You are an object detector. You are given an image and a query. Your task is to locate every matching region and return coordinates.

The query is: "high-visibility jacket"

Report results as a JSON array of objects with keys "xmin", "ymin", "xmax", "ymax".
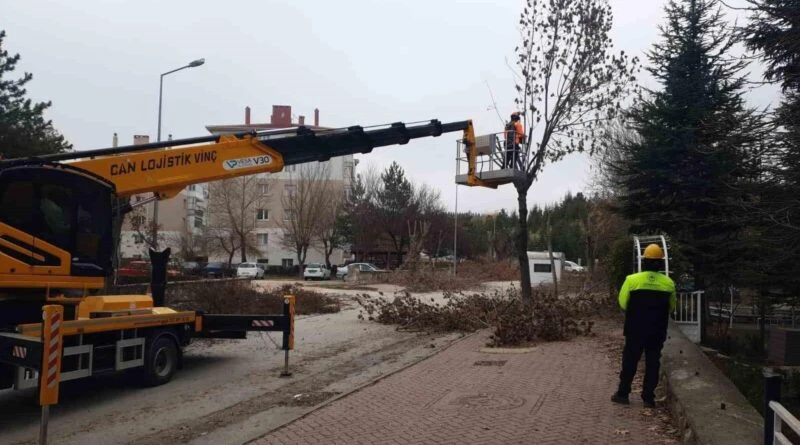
[
  {"xmin": 618, "ymin": 271, "xmax": 676, "ymax": 339},
  {"xmin": 513, "ymin": 121, "xmax": 524, "ymax": 144}
]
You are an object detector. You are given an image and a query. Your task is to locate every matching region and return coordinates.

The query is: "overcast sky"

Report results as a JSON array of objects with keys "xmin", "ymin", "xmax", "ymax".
[{"xmin": 3, "ymin": 0, "xmax": 779, "ymax": 214}]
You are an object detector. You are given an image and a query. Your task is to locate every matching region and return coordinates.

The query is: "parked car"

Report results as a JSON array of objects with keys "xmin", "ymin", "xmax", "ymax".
[
  {"xmin": 337, "ymin": 262, "xmax": 385, "ymax": 280},
  {"xmin": 202, "ymin": 262, "xmax": 235, "ymax": 278},
  {"xmin": 303, "ymin": 263, "xmax": 331, "ymax": 280},
  {"xmin": 180, "ymin": 261, "xmax": 204, "ymax": 277},
  {"xmin": 564, "ymin": 260, "xmax": 585, "ymax": 273},
  {"xmin": 237, "ymin": 262, "xmax": 265, "ymax": 279},
  {"xmin": 118, "ymin": 260, "xmax": 179, "ymax": 282}
]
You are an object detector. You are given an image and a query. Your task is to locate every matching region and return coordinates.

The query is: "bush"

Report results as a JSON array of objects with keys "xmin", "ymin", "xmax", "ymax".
[{"xmin": 354, "ymin": 287, "xmax": 603, "ymax": 347}]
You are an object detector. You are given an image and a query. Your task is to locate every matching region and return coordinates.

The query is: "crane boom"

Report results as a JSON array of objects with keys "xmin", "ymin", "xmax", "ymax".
[{"xmin": 8, "ymin": 119, "xmax": 472, "ymax": 199}]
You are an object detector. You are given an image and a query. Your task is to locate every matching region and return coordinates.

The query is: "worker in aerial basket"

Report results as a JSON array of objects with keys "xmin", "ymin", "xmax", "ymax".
[
  {"xmin": 504, "ymin": 112, "xmax": 525, "ymax": 169},
  {"xmin": 611, "ymin": 243, "xmax": 676, "ymax": 409}
]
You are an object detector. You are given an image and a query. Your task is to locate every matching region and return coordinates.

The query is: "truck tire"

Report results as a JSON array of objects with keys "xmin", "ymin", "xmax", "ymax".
[{"xmin": 140, "ymin": 334, "xmax": 178, "ymax": 387}]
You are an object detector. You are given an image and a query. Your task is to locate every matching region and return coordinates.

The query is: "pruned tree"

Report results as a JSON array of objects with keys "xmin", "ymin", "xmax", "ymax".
[
  {"xmin": 279, "ymin": 162, "xmax": 331, "ymax": 274},
  {"xmin": 511, "ymin": 0, "xmax": 640, "ymax": 301},
  {"xmin": 206, "ymin": 175, "xmax": 269, "ymax": 264}
]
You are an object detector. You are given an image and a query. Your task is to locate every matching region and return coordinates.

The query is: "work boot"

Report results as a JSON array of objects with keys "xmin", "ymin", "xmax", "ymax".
[
  {"xmin": 642, "ymin": 398, "xmax": 656, "ymax": 409},
  {"xmin": 611, "ymin": 393, "xmax": 629, "ymax": 405}
]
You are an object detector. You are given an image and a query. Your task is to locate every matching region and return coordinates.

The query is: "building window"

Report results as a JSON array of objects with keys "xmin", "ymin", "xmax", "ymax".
[
  {"xmin": 256, "ymin": 209, "xmax": 269, "ymax": 221},
  {"xmin": 533, "ymin": 263, "xmax": 552, "ymax": 273},
  {"xmin": 131, "ymin": 215, "xmax": 146, "ymax": 227},
  {"xmin": 258, "ymin": 183, "xmax": 269, "ymax": 195},
  {"xmin": 188, "ymin": 185, "xmax": 196, "ymax": 191},
  {"xmin": 284, "ymin": 208, "xmax": 295, "ymax": 220},
  {"xmin": 285, "ymin": 165, "xmax": 296, "ymax": 172},
  {"xmin": 257, "ymin": 233, "xmax": 268, "ymax": 246},
  {"xmin": 194, "ymin": 210, "xmax": 204, "ymax": 228},
  {"xmin": 282, "ymin": 258, "xmax": 294, "ymax": 268},
  {"xmin": 284, "ymin": 184, "xmax": 296, "ymax": 195}
]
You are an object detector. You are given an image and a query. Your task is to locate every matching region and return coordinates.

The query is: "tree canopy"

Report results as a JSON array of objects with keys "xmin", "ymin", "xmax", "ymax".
[{"xmin": 0, "ymin": 30, "xmax": 72, "ymax": 158}]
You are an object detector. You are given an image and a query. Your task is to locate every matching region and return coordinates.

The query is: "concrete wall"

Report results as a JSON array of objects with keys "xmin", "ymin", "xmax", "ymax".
[{"xmin": 660, "ymin": 323, "xmax": 763, "ymax": 444}]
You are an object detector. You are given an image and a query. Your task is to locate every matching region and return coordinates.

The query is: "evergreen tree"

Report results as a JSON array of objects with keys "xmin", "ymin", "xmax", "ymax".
[
  {"xmin": 376, "ymin": 162, "xmax": 416, "ymax": 265},
  {"xmin": 0, "ymin": 30, "xmax": 72, "ymax": 158},
  {"xmin": 741, "ymin": 0, "xmax": 800, "ymax": 295},
  {"xmin": 615, "ymin": 0, "xmax": 768, "ymax": 290}
]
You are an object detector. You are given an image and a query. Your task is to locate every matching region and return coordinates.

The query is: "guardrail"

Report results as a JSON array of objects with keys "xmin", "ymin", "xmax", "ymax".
[{"xmin": 765, "ymin": 370, "xmax": 800, "ymax": 444}]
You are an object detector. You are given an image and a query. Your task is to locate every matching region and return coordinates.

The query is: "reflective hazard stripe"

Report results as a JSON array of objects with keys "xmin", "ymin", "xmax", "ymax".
[
  {"xmin": 46, "ymin": 311, "xmax": 61, "ymax": 388},
  {"xmin": 252, "ymin": 320, "xmax": 274, "ymax": 327},
  {"xmin": 12, "ymin": 346, "xmax": 27, "ymax": 359}
]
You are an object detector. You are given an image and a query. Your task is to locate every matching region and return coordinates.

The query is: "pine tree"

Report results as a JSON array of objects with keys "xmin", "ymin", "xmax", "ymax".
[
  {"xmin": 615, "ymin": 0, "xmax": 768, "ymax": 290},
  {"xmin": 0, "ymin": 30, "xmax": 72, "ymax": 158}
]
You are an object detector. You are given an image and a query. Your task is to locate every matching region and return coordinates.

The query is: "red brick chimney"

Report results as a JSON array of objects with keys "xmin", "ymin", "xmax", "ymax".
[
  {"xmin": 314, "ymin": 108, "xmax": 319, "ymax": 126},
  {"xmin": 271, "ymin": 105, "xmax": 292, "ymax": 127},
  {"xmin": 299, "ymin": 115, "xmax": 305, "ymax": 126},
  {"xmin": 245, "ymin": 106, "xmax": 251, "ymax": 125}
]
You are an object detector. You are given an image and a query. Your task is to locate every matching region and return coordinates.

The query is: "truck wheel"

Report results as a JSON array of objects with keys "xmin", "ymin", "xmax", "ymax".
[{"xmin": 141, "ymin": 334, "xmax": 178, "ymax": 387}]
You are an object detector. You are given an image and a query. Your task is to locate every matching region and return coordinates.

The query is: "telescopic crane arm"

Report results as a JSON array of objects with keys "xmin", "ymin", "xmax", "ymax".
[{"xmin": 24, "ymin": 119, "xmax": 476, "ymax": 201}]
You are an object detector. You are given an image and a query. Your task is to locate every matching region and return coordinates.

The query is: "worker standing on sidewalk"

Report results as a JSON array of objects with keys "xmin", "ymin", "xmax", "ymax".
[{"xmin": 611, "ymin": 243, "xmax": 676, "ymax": 408}]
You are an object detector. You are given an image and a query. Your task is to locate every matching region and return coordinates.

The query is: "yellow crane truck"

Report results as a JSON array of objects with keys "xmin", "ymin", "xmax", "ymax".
[{"xmin": 0, "ymin": 118, "xmax": 479, "ymax": 392}]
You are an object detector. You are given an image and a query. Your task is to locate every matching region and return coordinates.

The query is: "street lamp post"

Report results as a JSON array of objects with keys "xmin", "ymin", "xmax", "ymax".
[{"xmin": 152, "ymin": 58, "xmax": 205, "ymax": 249}]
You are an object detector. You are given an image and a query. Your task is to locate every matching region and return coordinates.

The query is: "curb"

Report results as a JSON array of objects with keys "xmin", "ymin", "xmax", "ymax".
[
  {"xmin": 659, "ymin": 323, "xmax": 763, "ymax": 445},
  {"xmin": 243, "ymin": 329, "xmax": 482, "ymax": 444}
]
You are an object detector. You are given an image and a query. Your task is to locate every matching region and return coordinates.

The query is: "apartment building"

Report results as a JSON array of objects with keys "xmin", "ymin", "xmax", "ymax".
[
  {"xmin": 204, "ymin": 105, "xmax": 356, "ymax": 267},
  {"xmin": 118, "ymin": 134, "xmax": 209, "ymax": 260}
]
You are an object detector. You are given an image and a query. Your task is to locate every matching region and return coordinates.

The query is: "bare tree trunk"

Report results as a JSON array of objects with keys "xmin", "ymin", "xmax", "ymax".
[
  {"xmin": 323, "ymin": 240, "xmax": 332, "ymax": 268},
  {"xmin": 516, "ymin": 186, "xmax": 532, "ymax": 303},
  {"xmin": 240, "ymin": 233, "xmax": 247, "ymax": 263}
]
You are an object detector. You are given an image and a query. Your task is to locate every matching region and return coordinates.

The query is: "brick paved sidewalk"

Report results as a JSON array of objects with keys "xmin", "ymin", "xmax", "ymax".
[{"xmin": 251, "ymin": 326, "xmax": 676, "ymax": 445}]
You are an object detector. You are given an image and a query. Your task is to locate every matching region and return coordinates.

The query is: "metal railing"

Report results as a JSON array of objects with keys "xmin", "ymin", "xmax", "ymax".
[
  {"xmin": 673, "ymin": 291, "xmax": 703, "ymax": 324},
  {"xmin": 455, "ymin": 131, "xmax": 527, "ymax": 178},
  {"xmin": 765, "ymin": 371, "xmax": 800, "ymax": 445},
  {"xmin": 770, "ymin": 401, "xmax": 800, "ymax": 445}
]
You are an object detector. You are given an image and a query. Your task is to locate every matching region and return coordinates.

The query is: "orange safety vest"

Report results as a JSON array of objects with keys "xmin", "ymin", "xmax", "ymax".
[{"xmin": 513, "ymin": 121, "xmax": 524, "ymax": 144}]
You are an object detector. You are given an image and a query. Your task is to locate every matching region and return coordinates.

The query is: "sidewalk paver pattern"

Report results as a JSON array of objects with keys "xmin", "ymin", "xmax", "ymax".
[{"xmin": 252, "ymin": 327, "xmax": 673, "ymax": 444}]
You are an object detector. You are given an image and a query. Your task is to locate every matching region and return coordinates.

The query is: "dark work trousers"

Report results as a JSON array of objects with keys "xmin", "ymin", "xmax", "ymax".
[
  {"xmin": 617, "ymin": 332, "xmax": 665, "ymax": 402},
  {"xmin": 504, "ymin": 143, "xmax": 520, "ymax": 169}
]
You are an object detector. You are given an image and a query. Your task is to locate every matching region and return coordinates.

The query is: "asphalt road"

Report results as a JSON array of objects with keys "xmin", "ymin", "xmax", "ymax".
[{"xmin": 0, "ymin": 291, "xmax": 459, "ymax": 445}]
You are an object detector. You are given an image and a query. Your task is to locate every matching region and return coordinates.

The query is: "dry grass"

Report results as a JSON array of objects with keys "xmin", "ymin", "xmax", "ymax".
[{"xmin": 383, "ymin": 260, "xmax": 520, "ymax": 293}]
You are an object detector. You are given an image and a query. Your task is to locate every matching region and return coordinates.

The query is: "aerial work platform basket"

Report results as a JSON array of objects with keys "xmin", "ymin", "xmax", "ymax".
[{"xmin": 455, "ymin": 131, "xmax": 527, "ymax": 188}]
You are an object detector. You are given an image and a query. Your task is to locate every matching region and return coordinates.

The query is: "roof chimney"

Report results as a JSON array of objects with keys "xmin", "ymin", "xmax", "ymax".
[
  {"xmin": 314, "ymin": 108, "xmax": 319, "ymax": 127},
  {"xmin": 245, "ymin": 106, "xmax": 251, "ymax": 125},
  {"xmin": 112, "ymin": 132, "xmax": 118, "ymax": 147},
  {"xmin": 299, "ymin": 115, "xmax": 305, "ymax": 126},
  {"xmin": 271, "ymin": 105, "xmax": 292, "ymax": 127}
]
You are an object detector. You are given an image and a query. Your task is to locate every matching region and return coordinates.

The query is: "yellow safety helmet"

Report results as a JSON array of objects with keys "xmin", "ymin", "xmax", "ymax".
[{"xmin": 643, "ymin": 244, "xmax": 664, "ymax": 259}]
